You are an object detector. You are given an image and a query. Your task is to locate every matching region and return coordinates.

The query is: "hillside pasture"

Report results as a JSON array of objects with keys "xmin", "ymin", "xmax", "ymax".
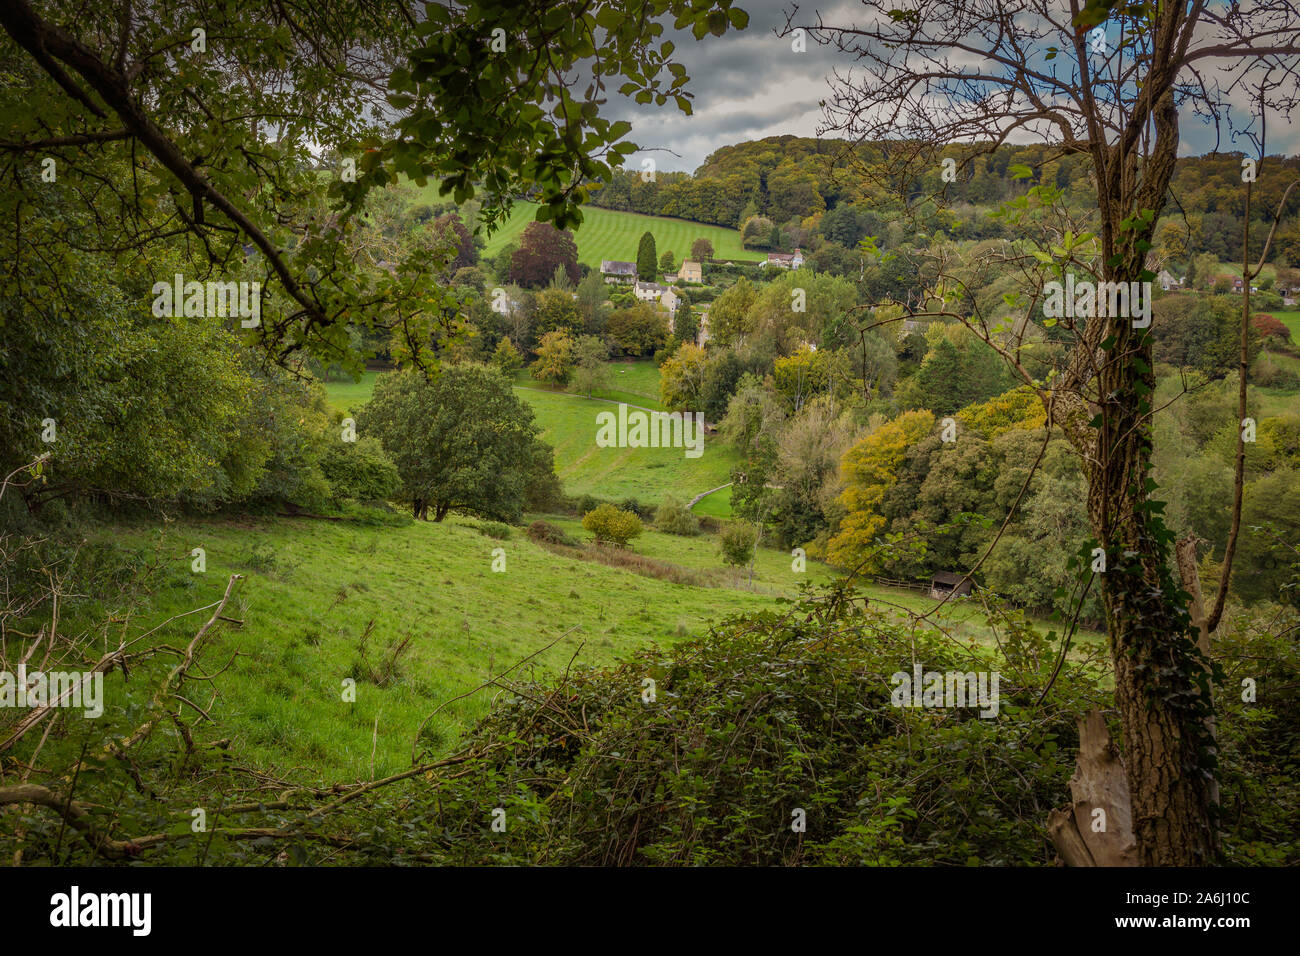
[{"xmin": 469, "ymin": 200, "xmax": 760, "ymax": 267}]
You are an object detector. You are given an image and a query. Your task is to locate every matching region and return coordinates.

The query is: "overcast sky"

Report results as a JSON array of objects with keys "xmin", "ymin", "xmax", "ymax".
[{"xmin": 606, "ymin": 0, "xmax": 1299, "ymax": 174}]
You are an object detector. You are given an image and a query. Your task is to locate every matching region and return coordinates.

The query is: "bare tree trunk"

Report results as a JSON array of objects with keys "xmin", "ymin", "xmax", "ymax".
[{"xmin": 1047, "ymin": 710, "xmax": 1137, "ymax": 866}]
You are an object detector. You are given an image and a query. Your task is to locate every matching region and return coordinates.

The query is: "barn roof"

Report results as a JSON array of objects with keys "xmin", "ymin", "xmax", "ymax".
[{"xmin": 931, "ymin": 571, "xmax": 968, "ymax": 586}]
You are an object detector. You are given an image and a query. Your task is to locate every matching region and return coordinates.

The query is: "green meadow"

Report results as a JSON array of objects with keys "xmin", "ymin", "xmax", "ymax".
[
  {"xmin": 74, "ymin": 513, "xmax": 837, "ymax": 785},
  {"xmin": 71, "ymin": 505, "xmax": 1061, "ymax": 785},
  {"xmin": 469, "ymin": 200, "xmax": 760, "ymax": 267},
  {"xmin": 1272, "ymin": 309, "xmax": 1300, "ymax": 341},
  {"xmin": 324, "ymin": 363, "xmax": 739, "ymax": 508}
]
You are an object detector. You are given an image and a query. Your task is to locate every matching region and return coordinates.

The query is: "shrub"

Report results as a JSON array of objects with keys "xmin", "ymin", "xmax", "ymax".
[
  {"xmin": 697, "ymin": 515, "xmax": 723, "ymax": 534},
  {"xmin": 527, "ymin": 520, "xmax": 579, "ymax": 547},
  {"xmin": 719, "ymin": 523, "xmax": 758, "ymax": 567},
  {"xmin": 319, "ymin": 436, "xmax": 400, "ymax": 503},
  {"xmin": 1252, "ymin": 353, "xmax": 1300, "ymax": 389},
  {"xmin": 655, "ymin": 496, "xmax": 700, "ymax": 536},
  {"xmin": 582, "ymin": 503, "xmax": 643, "ymax": 547},
  {"xmin": 476, "ymin": 521, "xmax": 513, "ymax": 540},
  {"xmin": 1251, "ymin": 313, "xmax": 1291, "ymax": 342},
  {"xmin": 619, "ymin": 497, "xmax": 652, "ymax": 519},
  {"xmin": 393, "ymin": 582, "xmax": 1108, "ymax": 866}
]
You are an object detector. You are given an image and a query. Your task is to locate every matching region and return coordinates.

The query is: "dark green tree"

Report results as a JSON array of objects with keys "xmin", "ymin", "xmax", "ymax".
[
  {"xmin": 637, "ymin": 231, "xmax": 659, "ymax": 280},
  {"xmin": 674, "ymin": 300, "xmax": 700, "ymax": 346},
  {"xmin": 357, "ymin": 366, "xmax": 552, "ymax": 521}
]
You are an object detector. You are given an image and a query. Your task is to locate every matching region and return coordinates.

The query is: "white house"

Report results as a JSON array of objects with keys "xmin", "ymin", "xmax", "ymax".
[
  {"xmin": 1157, "ymin": 269, "xmax": 1182, "ymax": 291},
  {"xmin": 634, "ymin": 280, "xmax": 666, "ymax": 302}
]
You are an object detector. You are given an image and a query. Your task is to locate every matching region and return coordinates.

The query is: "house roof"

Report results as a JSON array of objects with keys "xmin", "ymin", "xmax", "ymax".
[
  {"xmin": 634, "ymin": 280, "xmax": 664, "ymax": 293},
  {"xmin": 931, "ymin": 571, "xmax": 969, "ymax": 586},
  {"xmin": 600, "ymin": 260, "xmax": 636, "ymax": 275}
]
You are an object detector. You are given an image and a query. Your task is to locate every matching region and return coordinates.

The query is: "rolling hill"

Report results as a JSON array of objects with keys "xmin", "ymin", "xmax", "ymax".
[{"xmin": 456, "ymin": 198, "xmax": 760, "ymax": 267}]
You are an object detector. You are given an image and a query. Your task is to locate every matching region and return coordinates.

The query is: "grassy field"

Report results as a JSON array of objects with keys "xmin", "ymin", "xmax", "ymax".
[
  {"xmin": 518, "ymin": 388, "xmax": 739, "ymax": 503},
  {"xmin": 691, "ymin": 484, "xmax": 734, "ymax": 518},
  {"xmin": 324, "ymin": 363, "xmax": 738, "ymax": 506},
  {"xmin": 517, "ymin": 358, "xmax": 667, "ymax": 410},
  {"xmin": 325, "ymin": 360, "xmax": 665, "ymax": 414},
  {"xmin": 70, "ymin": 500, "xmax": 1091, "ymax": 790},
  {"xmin": 470, "ymin": 200, "xmax": 760, "ymax": 267},
  {"xmin": 73, "ymin": 514, "xmax": 838, "ymax": 784},
  {"xmin": 1273, "ymin": 310, "xmax": 1300, "ymax": 342}
]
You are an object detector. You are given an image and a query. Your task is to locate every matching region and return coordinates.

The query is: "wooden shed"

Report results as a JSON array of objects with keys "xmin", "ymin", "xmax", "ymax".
[{"xmin": 930, "ymin": 571, "xmax": 972, "ymax": 600}]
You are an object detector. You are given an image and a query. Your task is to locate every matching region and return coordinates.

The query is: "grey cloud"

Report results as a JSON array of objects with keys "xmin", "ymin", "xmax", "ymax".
[{"xmin": 600, "ymin": 0, "xmax": 1300, "ymax": 173}]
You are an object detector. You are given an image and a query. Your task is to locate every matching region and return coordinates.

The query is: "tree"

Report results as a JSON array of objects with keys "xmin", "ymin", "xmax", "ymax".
[
  {"xmin": 827, "ymin": 410, "xmax": 936, "ymax": 571},
  {"xmin": 319, "ymin": 437, "xmax": 401, "ymax": 503},
  {"xmin": 741, "ymin": 216, "xmax": 775, "ymax": 250},
  {"xmin": 491, "ymin": 336, "xmax": 524, "ymax": 377},
  {"xmin": 637, "ymin": 231, "xmax": 659, "ymax": 280},
  {"xmin": 659, "ymin": 343, "xmax": 709, "ymax": 410},
  {"xmin": 691, "ymin": 238, "xmax": 715, "ymax": 260},
  {"xmin": 357, "ymin": 366, "xmax": 549, "ymax": 522},
  {"xmin": 583, "ymin": 503, "xmax": 643, "ymax": 546},
  {"xmin": 530, "ymin": 330, "xmax": 575, "ymax": 386},
  {"xmin": 1233, "ymin": 470, "xmax": 1300, "ymax": 608},
  {"xmin": 660, "ymin": 249, "xmax": 677, "ymax": 273},
  {"xmin": 772, "ymin": 345, "xmax": 835, "ymax": 412},
  {"xmin": 570, "ymin": 335, "xmax": 611, "ymax": 397},
  {"xmin": 509, "ymin": 222, "xmax": 580, "ymax": 288},
  {"xmin": 708, "ymin": 277, "xmax": 758, "ymax": 346},
  {"xmin": 431, "ymin": 213, "xmax": 478, "ymax": 273},
  {"xmin": 576, "ymin": 270, "xmax": 610, "ymax": 334},
  {"xmin": 550, "ymin": 262, "xmax": 575, "ymax": 290},
  {"xmin": 1251, "ymin": 313, "xmax": 1291, "ymax": 343},
  {"xmin": 821, "ymin": 204, "xmax": 873, "ymax": 247},
  {"xmin": 532, "ymin": 287, "xmax": 584, "ymax": 337},
  {"xmin": 674, "ymin": 300, "xmax": 700, "ymax": 346},
  {"xmin": 803, "ymin": 0, "xmax": 1300, "ymax": 864},
  {"xmin": 719, "ymin": 523, "xmax": 758, "ymax": 568},
  {"xmin": 605, "ymin": 303, "xmax": 668, "ymax": 356},
  {"xmin": 765, "ymin": 396, "xmax": 857, "ymax": 550}
]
